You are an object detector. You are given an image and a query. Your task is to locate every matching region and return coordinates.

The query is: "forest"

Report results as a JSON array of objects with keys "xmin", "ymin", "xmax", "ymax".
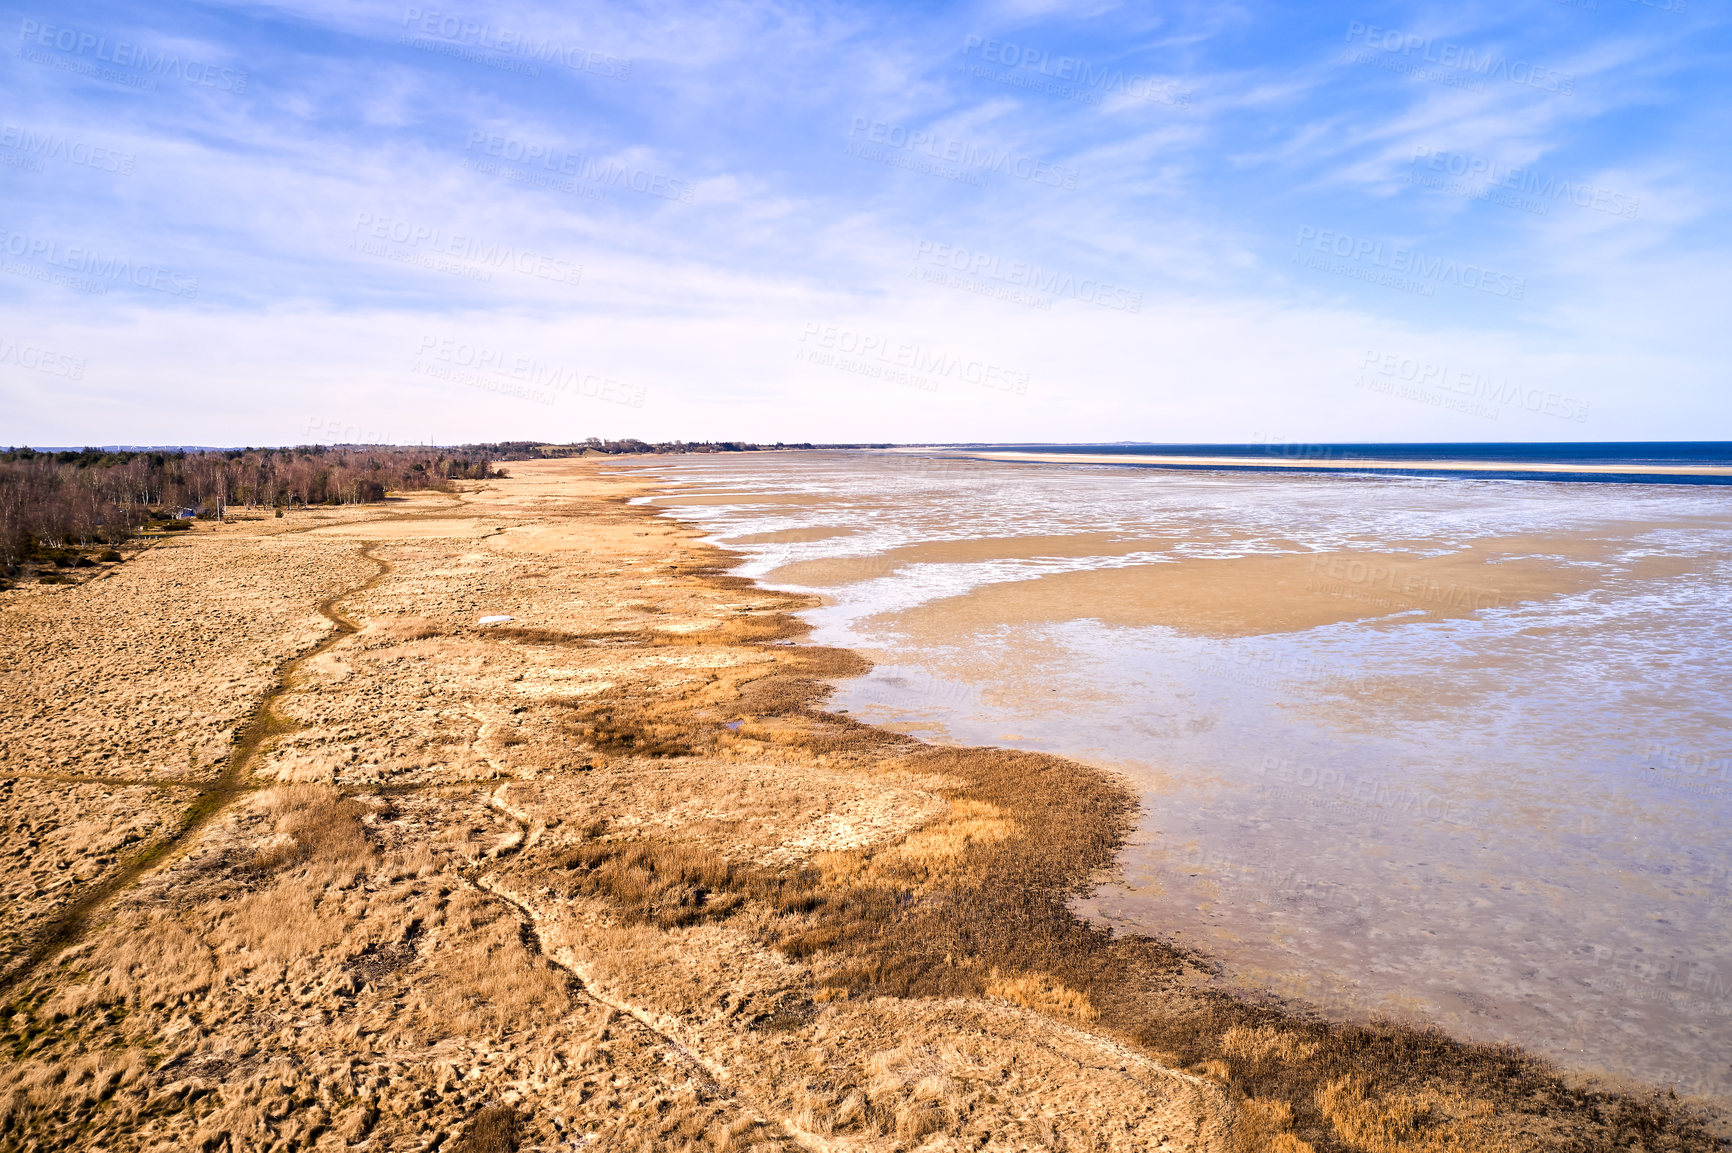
[
  {"xmin": 0, "ymin": 445, "xmax": 499, "ymax": 567},
  {"xmin": 0, "ymin": 439, "xmax": 867, "ymax": 573}
]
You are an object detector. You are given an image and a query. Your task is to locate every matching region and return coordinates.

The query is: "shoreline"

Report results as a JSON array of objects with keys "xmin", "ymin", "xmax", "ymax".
[
  {"xmin": 629, "ymin": 458, "xmax": 1732, "ymax": 1124},
  {"xmin": 0, "ymin": 457, "xmax": 1720, "ymax": 1151},
  {"xmin": 889, "ymin": 447, "xmax": 1732, "ymax": 484},
  {"xmin": 637, "ymin": 447, "xmax": 1732, "ymax": 1101},
  {"xmin": 622, "ymin": 459, "xmax": 1730, "ymax": 1144}
]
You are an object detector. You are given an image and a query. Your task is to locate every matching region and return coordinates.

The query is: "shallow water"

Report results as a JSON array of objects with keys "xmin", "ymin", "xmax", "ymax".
[{"xmin": 620, "ymin": 450, "xmax": 1732, "ymax": 1101}]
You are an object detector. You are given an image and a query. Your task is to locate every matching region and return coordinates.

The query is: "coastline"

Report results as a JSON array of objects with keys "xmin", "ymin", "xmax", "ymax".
[
  {"xmin": 630, "ymin": 460, "xmax": 1732, "ymax": 1142},
  {"xmin": 896, "ymin": 446, "xmax": 1732, "ymax": 484},
  {"xmin": 640, "ymin": 447, "xmax": 1732, "ymax": 1101},
  {"xmin": 0, "ymin": 457, "xmax": 1720, "ymax": 1151}
]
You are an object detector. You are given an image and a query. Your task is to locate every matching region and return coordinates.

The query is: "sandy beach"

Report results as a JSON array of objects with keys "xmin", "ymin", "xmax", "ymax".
[{"xmin": 0, "ymin": 457, "xmax": 1721, "ymax": 1152}]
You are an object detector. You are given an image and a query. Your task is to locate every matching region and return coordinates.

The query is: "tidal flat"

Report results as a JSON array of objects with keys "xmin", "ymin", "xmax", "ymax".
[
  {"xmin": 0, "ymin": 457, "xmax": 1721, "ymax": 1152},
  {"xmin": 641, "ymin": 451, "xmax": 1732, "ymax": 1119}
]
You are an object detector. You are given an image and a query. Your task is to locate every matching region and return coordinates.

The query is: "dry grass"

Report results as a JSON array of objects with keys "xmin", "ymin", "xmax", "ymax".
[
  {"xmin": 1237, "ymin": 1096, "xmax": 1318, "ymax": 1153},
  {"xmin": 876, "ymin": 798, "xmax": 1017, "ymax": 882},
  {"xmin": 451, "ymin": 1104, "xmax": 521, "ymax": 1153},
  {"xmin": 43, "ymin": 909, "xmax": 218, "ymax": 1018},
  {"xmin": 0, "ymin": 529, "xmax": 381, "ymax": 784},
  {"xmin": 366, "ymin": 615, "xmax": 446, "ymax": 643},
  {"xmin": 491, "ymin": 626, "xmax": 587, "ymax": 645},
  {"xmin": 0, "ymin": 1046, "xmax": 152, "ymax": 1141},
  {"xmin": 544, "ymin": 728, "xmax": 1716, "ymax": 1153},
  {"xmin": 504, "ymin": 597, "xmax": 1718, "ymax": 1152},
  {"xmin": 560, "ymin": 698, "xmax": 709, "ymax": 758},
  {"xmin": 776, "ymin": 738, "xmax": 1714, "ymax": 1151},
  {"xmin": 542, "ymin": 839, "xmax": 823, "ymax": 931},
  {"xmin": 248, "ymin": 783, "xmax": 373, "ymax": 873},
  {"xmin": 1221, "ymin": 1024, "xmax": 1322, "ymax": 1067},
  {"xmin": 409, "ymin": 888, "xmax": 572, "ymax": 1039},
  {"xmin": 1316, "ymin": 1076, "xmax": 1435, "ymax": 1153},
  {"xmin": 984, "ymin": 969, "xmax": 1098, "ymax": 1021}
]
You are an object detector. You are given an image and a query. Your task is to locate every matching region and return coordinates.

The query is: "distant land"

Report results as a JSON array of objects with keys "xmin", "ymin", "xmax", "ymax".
[
  {"xmin": 902, "ymin": 441, "xmax": 1732, "ymax": 485},
  {"xmin": 11, "ymin": 440, "xmax": 1731, "ymax": 484}
]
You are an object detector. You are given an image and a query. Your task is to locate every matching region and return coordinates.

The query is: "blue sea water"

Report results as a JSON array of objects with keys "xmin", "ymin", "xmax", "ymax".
[{"xmin": 939, "ymin": 441, "xmax": 1732, "ymax": 483}]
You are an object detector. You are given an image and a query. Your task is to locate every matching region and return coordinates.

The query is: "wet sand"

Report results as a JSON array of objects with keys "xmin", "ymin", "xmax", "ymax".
[
  {"xmin": 636, "ymin": 449, "xmax": 1732, "ymax": 1107},
  {"xmin": 877, "ymin": 538, "xmax": 1642, "ymax": 638}
]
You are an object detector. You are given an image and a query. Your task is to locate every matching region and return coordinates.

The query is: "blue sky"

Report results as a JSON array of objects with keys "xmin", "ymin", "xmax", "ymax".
[{"xmin": 1, "ymin": 0, "xmax": 1726, "ymax": 445}]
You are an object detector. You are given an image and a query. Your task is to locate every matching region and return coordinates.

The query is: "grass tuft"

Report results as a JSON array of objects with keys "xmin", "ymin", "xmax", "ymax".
[{"xmin": 451, "ymin": 1104, "xmax": 522, "ymax": 1153}]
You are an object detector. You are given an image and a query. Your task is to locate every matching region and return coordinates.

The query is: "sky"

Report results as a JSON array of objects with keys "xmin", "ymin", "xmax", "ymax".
[{"xmin": 0, "ymin": 0, "xmax": 1727, "ymax": 446}]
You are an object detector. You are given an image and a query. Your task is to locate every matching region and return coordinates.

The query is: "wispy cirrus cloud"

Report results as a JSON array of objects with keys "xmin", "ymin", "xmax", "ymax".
[{"xmin": 0, "ymin": 0, "xmax": 1726, "ymax": 446}]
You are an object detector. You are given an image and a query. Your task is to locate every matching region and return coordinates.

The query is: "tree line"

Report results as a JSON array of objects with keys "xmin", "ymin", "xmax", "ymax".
[
  {"xmin": 488, "ymin": 439, "xmax": 812, "ymax": 455},
  {"xmin": 0, "ymin": 446, "xmax": 498, "ymax": 565}
]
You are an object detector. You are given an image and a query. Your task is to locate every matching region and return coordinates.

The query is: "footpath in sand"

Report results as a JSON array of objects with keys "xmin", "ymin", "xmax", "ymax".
[{"xmin": 0, "ymin": 459, "xmax": 1715, "ymax": 1152}]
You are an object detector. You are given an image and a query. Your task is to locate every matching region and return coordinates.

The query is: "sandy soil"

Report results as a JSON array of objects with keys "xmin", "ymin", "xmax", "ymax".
[
  {"xmin": 763, "ymin": 535, "xmax": 1182, "ymax": 588},
  {"xmin": 0, "ymin": 462, "xmax": 1716, "ymax": 1153},
  {"xmin": 0, "ymin": 524, "xmax": 376, "ymax": 782},
  {"xmin": 726, "ymin": 529, "xmax": 862, "ymax": 547},
  {"xmin": 877, "ymin": 532, "xmax": 1688, "ymax": 639},
  {"xmin": 0, "ymin": 465, "xmax": 1228, "ymax": 1152}
]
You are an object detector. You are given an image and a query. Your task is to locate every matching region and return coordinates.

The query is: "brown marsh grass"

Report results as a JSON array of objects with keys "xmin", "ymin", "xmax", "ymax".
[{"xmin": 545, "ymin": 661, "xmax": 1718, "ymax": 1151}]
